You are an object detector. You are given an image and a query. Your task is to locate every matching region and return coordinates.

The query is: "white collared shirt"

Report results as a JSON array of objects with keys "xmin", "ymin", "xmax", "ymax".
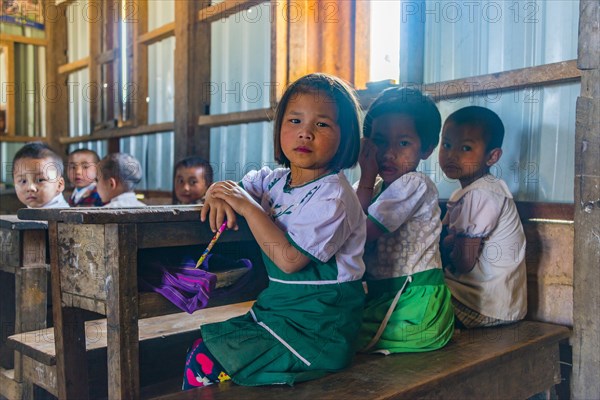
[{"xmin": 104, "ymin": 192, "xmax": 146, "ymax": 208}]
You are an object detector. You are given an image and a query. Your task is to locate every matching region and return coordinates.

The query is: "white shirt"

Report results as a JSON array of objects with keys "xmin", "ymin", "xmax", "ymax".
[
  {"xmin": 363, "ymin": 172, "xmax": 442, "ymax": 280},
  {"xmin": 36, "ymin": 193, "xmax": 70, "ymax": 208},
  {"xmin": 104, "ymin": 192, "xmax": 146, "ymax": 208},
  {"xmin": 444, "ymin": 175, "xmax": 527, "ymax": 321},
  {"xmin": 242, "ymin": 167, "xmax": 366, "ymax": 283}
]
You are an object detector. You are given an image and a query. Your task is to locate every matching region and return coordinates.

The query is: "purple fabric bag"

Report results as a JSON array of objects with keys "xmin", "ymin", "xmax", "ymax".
[{"xmin": 140, "ymin": 254, "xmax": 252, "ymax": 314}]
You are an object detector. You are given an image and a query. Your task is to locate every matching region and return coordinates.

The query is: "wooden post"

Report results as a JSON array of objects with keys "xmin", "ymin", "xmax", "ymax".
[
  {"xmin": 44, "ymin": 0, "xmax": 69, "ymax": 156},
  {"xmin": 573, "ymin": 1, "xmax": 600, "ymax": 399},
  {"xmin": 174, "ymin": 1, "xmax": 210, "ymax": 162}
]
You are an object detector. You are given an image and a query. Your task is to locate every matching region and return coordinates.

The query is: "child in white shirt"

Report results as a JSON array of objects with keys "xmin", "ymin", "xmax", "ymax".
[{"xmin": 96, "ymin": 153, "xmax": 146, "ymax": 208}]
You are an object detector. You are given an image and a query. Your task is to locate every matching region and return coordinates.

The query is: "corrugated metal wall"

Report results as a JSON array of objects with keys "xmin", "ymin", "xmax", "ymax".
[{"xmin": 421, "ymin": 0, "xmax": 579, "ymax": 202}]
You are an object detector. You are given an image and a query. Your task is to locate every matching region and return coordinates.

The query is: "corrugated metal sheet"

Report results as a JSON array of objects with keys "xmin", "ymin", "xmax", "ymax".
[
  {"xmin": 421, "ymin": 0, "xmax": 578, "ymax": 202},
  {"xmin": 209, "ymin": 4, "xmax": 274, "ymax": 182}
]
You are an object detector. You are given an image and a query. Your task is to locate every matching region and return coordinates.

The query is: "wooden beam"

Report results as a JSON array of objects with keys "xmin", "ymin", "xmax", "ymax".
[
  {"xmin": 198, "ymin": 0, "xmax": 266, "ymax": 23},
  {"xmin": 0, "ymin": 34, "xmax": 46, "ymax": 47},
  {"xmin": 197, "ymin": 108, "xmax": 274, "ymax": 128},
  {"xmin": 175, "ymin": 1, "xmax": 210, "ymax": 161},
  {"xmin": 57, "ymin": 122, "xmax": 174, "ymax": 144},
  {"xmin": 270, "ymin": 1, "xmax": 288, "ymax": 104},
  {"xmin": 57, "ymin": 57, "xmax": 89, "ymax": 75},
  {"xmin": 88, "ymin": 0, "xmax": 101, "ymax": 135},
  {"xmin": 358, "ymin": 60, "xmax": 582, "ymax": 107},
  {"xmin": 133, "ymin": 0, "xmax": 149, "ymax": 128},
  {"xmin": 137, "ymin": 22, "xmax": 175, "ymax": 46},
  {"xmin": 43, "ymin": 0, "xmax": 69, "ymax": 155},
  {"xmin": 0, "ymin": 136, "xmax": 48, "ymax": 143},
  {"xmin": 1, "ymin": 41, "xmax": 16, "ymax": 136},
  {"xmin": 96, "ymin": 49, "xmax": 116, "ymax": 65},
  {"xmin": 572, "ymin": 1, "xmax": 600, "ymax": 399}
]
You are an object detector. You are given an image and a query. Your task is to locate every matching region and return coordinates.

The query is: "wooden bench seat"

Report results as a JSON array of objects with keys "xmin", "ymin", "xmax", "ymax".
[
  {"xmin": 152, "ymin": 321, "xmax": 570, "ymax": 400},
  {"xmin": 7, "ymin": 301, "xmax": 253, "ymax": 398}
]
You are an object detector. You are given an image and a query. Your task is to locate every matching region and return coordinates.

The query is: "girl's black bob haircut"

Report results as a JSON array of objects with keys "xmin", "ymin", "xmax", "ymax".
[
  {"xmin": 273, "ymin": 73, "xmax": 362, "ymax": 171},
  {"xmin": 363, "ymin": 87, "xmax": 442, "ymax": 152}
]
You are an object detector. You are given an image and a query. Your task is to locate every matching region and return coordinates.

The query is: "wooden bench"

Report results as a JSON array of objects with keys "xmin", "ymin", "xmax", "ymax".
[
  {"xmin": 0, "ymin": 215, "xmax": 49, "ymax": 400},
  {"xmin": 154, "ymin": 320, "xmax": 569, "ymax": 400},
  {"xmin": 7, "ymin": 301, "xmax": 254, "ymax": 399}
]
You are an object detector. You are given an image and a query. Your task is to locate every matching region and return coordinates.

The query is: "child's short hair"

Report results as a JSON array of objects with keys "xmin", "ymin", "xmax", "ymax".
[
  {"xmin": 273, "ymin": 73, "xmax": 361, "ymax": 171},
  {"xmin": 98, "ymin": 153, "xmax": 142, "ymax": 191},
  {"xmin": 174, "ymin": 156, "xmax": 214, "ymax": 186},
  {"xmin": 13, "ymin": 141, "xmax": 64, "ymax": 177},
  {"xmin": 68, "ymin": 148, "xmax": 100, "ymax": 163},
  {"xmin": 363, "ymin": 87, "xmax": 441, "ymax": 152},
  {"xmin": 445, "ymin": 106, "xmax": 505, "ymax": 150}
]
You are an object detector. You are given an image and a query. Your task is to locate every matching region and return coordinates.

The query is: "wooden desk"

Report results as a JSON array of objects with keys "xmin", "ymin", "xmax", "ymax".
[
  {"xmin": 0, "ymin": 215, "xmax": 48, "ymax": 400},
  {"xmin": 18, "ymin": 206, "xmax": 266, "ymax": 400}
]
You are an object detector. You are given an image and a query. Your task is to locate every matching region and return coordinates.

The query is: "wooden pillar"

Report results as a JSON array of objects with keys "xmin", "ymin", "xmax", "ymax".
[
  {"xmin": 174, "ymin": 1, "xmax": 210, "ymax": 162},
  {"xmin": 399, "ymin": 0, "xmax": 425, "ymax": 85},
  {"xmin": 43, "ymin": 0, "xmax": 69, "ymax": 156},
  {"xmin": 573, "ymin": 1, "xmax": 600, "ymax": 399}
]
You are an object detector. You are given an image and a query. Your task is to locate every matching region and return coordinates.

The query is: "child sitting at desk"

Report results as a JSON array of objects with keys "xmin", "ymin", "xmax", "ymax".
[
  {"xmin": 354, "ymin": 88, "xmax": 454, "ymax": 354},
  {"xmin": 172, "ymin": 156, "xmax": 213, "ymax": 204},
  {"xmin": 67, "ymin": 148, "xmax": 104, "ymax": 207},
  {"xmin": 439, "ymin": 106, "xmax": 527, "ymax": 328},
  {"xmin": 183, "ymin": 73, "xmax": 366, "ymax": 389},
  {"xmin": 12, "ymin": 141, "xmax": 69, "ymax": 208},
  {"xmin": 96, "ymin": 153, "xmax": 146, "ymax": 208}
]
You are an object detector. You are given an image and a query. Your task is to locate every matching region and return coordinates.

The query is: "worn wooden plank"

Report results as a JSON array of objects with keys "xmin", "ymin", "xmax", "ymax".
[
  {"xmin": 137, "ymin": 221, "xmax": 253, "ymax": 248},
  {"xmin": 573, "ymin": 6, "xmax": 600, "ymax": 392},
  {"xmin": 49, "ymin": 220, "xmax": 90, "ymax": 400},
  {"xmin": 57, "ymin": 57, "xmax": 90, "ymax": 75},
  {"xmin": 524, "ymin": 222, "xmax": 574, "ymax": 326},
  {"xmin": 105, "ymin": 223, "xmax": 139, "ymax": 400},
  {"xmin": 57, "ymin": 121, "xmax": 175, "ymax": 144},
  {"xmin": 0, "ymin": 215, "xmax": 47, "ymax": 231},
  {"xmin": 57, "ymin": 224, "xmax": 107, "ymax": 302},
  {"xmin": 197, "ymin": 108, "xmax": 274, "ymax": 128},
  {"xmin": 0, "ymin": 229, "xmax": 20, "ymax": 271},
  {"xmin": 133, "ymin": 0, "xmax": 149, "ymax": 128},
  {"xmin": 17, "ymin": 208, "xmax": 66, "ymax": 222},
  {"xmin": 198, "ymin": 0, "xmax": 266, "ymax": 23},
  {"xmin": 137, "ymin": 22, "xmax": 175, "ymax": 46},
  {"xmin": 175, "ymin": 1, "xmax": 210, "ymax": 162},
  {"xmin": 0, "ymin": 366, "xmax": 22, "ymax": 400},
  {"xmin": 157, "ymin": 321, "xmax": 569, "ymax": 400},
  {"xmin": 3, "ymin": 40, "xmax": 16, "ymax": 136}
]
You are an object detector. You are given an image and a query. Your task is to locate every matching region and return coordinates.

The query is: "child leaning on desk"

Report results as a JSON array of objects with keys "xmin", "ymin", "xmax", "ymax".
[
  {"xmin": 354, "ymin": 88, "xmax": 454, "ymax": 354},
  {"xmin": 182, "ymin": 73, "xmax": 367, "ymax": 389},
  {"xmin": 12, "ymin": 141, "xmax": 70, "ymax": 208},
  {"xmin": 439, "ymin": 106, "xmax": 527, "ymax": 329}
]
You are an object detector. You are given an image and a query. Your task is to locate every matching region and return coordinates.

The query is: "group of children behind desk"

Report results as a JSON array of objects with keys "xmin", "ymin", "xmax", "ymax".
[
  {"xmin": 10, "ymin": 73, "xmax": 526, "ymax": 390},
  {"xmin": 182, "ymin": 73, "xmax": 527, "ymax": 390},
  {"xmin": 11, "ymin": 146, "xmax": 213, "ymax": 209}
]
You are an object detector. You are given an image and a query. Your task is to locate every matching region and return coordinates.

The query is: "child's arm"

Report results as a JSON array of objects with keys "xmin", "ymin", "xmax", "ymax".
[
  {"xmin": 207, "ymin": 180, "xmax": 310, "ymax": 274},
  {"xmin": 356, "ymin": 138, "xmax": 378, "ymax": 212},
  {"xmin": 446, "ymin": 235, "xmax": 482, "ymax": 274}
]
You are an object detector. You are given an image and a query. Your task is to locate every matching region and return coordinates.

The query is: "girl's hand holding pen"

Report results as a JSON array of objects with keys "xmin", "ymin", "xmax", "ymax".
[{"xmin": 201, "ymin": 181, "xmax": 263, "ymax": 232}]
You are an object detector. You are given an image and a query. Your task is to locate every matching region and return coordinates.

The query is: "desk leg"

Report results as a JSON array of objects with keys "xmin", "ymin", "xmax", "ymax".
[
  {"xmin": 106, "ymin": 224, "xmax": 140, "ymax": 400},
  {"xmin": 50, "ymin": 222, "xmax": 89, "ymax": 400}
]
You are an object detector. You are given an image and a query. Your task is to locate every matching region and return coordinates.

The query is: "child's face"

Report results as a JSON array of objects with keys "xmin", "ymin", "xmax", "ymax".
[
  {"xmin": 68, "ymin": 152, "xmax": 98, "ymax": 188},
  {"xmin": 174, "ymin": 166, "xmax": 208, "ymax": 204},
  {"xmin": 280, "ymin": 92, "xmax": 341, "ymax": 183},
  {"xmin": 439, "ymin": 122, "xmax": 497, "ymax": 187},
  {"xmin": 370, "ymin": 114, "xmax": 428, "ymax": 185},
  {"xmin": 13, "ymin": 157, "xmax": 65, "ymax": 208}
]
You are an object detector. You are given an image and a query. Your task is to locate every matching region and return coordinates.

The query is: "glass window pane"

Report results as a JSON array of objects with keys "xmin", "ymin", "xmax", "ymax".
[
  {"xmin": 210, "ymin": 5, "xmax": 271, "ymax": 115},
  {"xmin": 424, "ymin": 0, "xmax": 579, "ymax": 82},
  {"xmin": 210, "ymin": 122, "xmax": 275, "ymax": 182},
  {"xmin": 67, "ymin": 0, "xmax": 90, "ymax": 62},
  {"xmin": 120, "ymin": 132, "xmax": 174, "ymax": 191},
  {"xmin": 419, "ymin": 82, "xmax": 577, "ymax": 203},
  {"xmin": 148, "ymin": 0, "xmax": 174, "ymax": 31},
  {"xmin": 370, "ymin": 1, "xmax": 400, "ymax": 82},
  {"xmin": 147, "ymin": 37, "xmax": 175, "ymax": 124}
]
